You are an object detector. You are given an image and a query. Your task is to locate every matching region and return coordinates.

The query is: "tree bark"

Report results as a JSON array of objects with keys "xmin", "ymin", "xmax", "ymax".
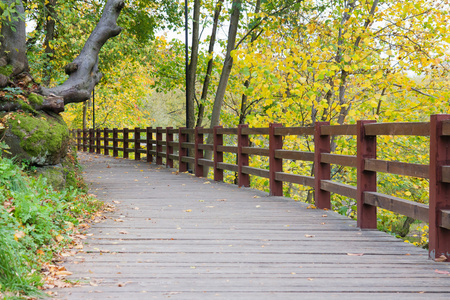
[
  {"xmin": 0, "ymin": 0, "xmax": 29, "ymax": 77},
  {"xmin": 187, "ymin": 0, "xmax": 201, "ymax": 128},
  {"xmin": 40, "ymin": 0, "xmax": 125, "ymax": 105},
  {"xmin": 196, "ymin": 0, "xmax": 224, "ymax": 127},
  {"xmin": 209, "ymin": 0, "xmax": 242, "ymax": 129},
  {"xmin": 43, "ymin": 0, "xmax": 57, "ymax": 86}
]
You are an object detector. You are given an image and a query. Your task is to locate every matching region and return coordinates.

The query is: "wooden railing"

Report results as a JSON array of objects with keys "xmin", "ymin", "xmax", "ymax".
[{"xmin": 72, "ymin": 115, "xmax": 450, "ymax": 261}]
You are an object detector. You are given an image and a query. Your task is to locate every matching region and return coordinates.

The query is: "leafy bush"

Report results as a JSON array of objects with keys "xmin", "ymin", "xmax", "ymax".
[{"xmin": 0, "ymin": 142, "xmax": 103, "ymax": 298}]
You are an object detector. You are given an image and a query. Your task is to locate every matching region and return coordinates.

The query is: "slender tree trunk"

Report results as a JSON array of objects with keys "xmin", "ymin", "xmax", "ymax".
[
  {"xmin": 196, "ymin": 0, "xmax": 224, "ymax": 127},
  {"xmin": 187, "ymin": 0, "xmax": 201, "ymax": 128},
  {"xmin": 43, "ymin": 0, "xmax": 57, "ymax": 86},
  {"xmin": 209, "ymin": 0, "xmax": 242, "ymax": 129}
]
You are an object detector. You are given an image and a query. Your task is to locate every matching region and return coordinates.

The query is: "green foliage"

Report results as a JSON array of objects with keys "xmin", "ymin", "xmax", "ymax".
[{"xmin": 0, "ymin": 145, "xmax": 102, "ymax": 297}]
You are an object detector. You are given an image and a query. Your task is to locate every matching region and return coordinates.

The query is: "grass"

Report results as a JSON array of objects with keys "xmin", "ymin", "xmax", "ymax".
[{"xmin": 0, "ymin": 143, "xmax": 103, "ymax": 299}]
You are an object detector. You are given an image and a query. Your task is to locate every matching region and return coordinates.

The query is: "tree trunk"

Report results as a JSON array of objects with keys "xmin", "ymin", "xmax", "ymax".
[
  {"xmin": 196, "ymin": 0, "xmax": 224, "ymax": 127},
  {"xmin": 209, "ymin": 0, "xmax": 242, "ymax": 129},
  {"xmin": 0, "ymin": 0, "xmax": 29, "ymax": 79},
  {"xmin": 43, "ymin": 0, "xmax": 57, "ymax": 86},
  {"xmin": 40, "ymin": 0, "xmax": 125, "ymax": 105},
  {"xmin": 187, "ymin": 0, "xmax": 201, "ymax": 128}
]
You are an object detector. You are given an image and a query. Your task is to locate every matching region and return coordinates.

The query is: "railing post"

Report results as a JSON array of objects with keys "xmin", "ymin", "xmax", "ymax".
[
  {"xmin": 237, "ymin": 124, "xmax": 250, "ymax": 187},
  {"xmin": 89, "ymin": 128, "xmax": 95, "ymax": 153},
  {"xmin": 314, "ymin": 122, "xmax": 331, "ymax": 209},
  {"xmin": 134, "ymin": 127, "xmax": 140, "ymax": 161},
  {"xmin": 104, "ymin": 128, "xmax": 109, "ymax": 156},
  {"xmin": 96, "ymin": 128, "xmax": 101, "ymax": 154},
  {"xmin": 156, "ymin": 127, "xmax": 163, "ymax": 165},
  {"xmin": 113, "ymin": 128, "xmax": 118, "ymax": 157},
  {"xmin": 194, "ymin": 127, "xmax": 204, "ymax": 177},
  {"xmin": 429, "ymin": 114, "xmax": 450, "ymax": 261},
  {"xmin": 269, "ymin": 123, "xmax": 283, "ymax": 196},
  {"xmin": 146, "ymin": 127, "xmax": 153, "ymax": 163},
  {"xmin": 77, "ymin": 129, "xmax": 81, "ymax": 151},
  {"xmin": 179, "ymin": 128, "xmax": 188, "ymax": 172},
  {"xmin": 356, "ymin": 120, "xmax": 377, "ymax": 229},
  {"xmin": 82, "ymin": 129, "xmax": 87, "ymax": 152},
  {"xmin": 213, "ymin": 126, "xmax": 223, "ymax": 182},
  {"xmin": 123, "ymin": 128, "xmax": 129, "ymax": 159},
  {"xmin": 166, "ymin": 127, "xmax": 174, "ymax": 168}
]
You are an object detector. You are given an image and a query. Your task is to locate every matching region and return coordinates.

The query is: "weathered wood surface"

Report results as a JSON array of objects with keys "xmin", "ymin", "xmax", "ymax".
[{"xmin": 54, "ymin": 153, "xmax": 450, "ymax": 300}]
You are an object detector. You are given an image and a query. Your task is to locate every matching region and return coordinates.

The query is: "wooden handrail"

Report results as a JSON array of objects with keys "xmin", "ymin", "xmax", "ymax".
[{"xmin": 72, "ymin": 114, "xmax": 450, "ymax": 261}]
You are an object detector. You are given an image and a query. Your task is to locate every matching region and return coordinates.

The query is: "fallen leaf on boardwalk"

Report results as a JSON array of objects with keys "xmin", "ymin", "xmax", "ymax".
[
  {"xmin": 347, "ymin": 253, "xmax": 364, "ymax": 256},
  {"xmin": 307, "ymin": 205, "xmax": 316, "ymax": 209},
  {"xmin": 134, "ymin": 207, "xmax": 140, "ymax": 210},
  {"xmin": 100, "ymin": 249, "xmax": 110, "ymax": 253},
  {"xmin": 216, "ymin": 199, "xmax": 226, "ymax": 201},
  {"xmin": 74, "ymin": 244, "xmax": 83, "ymax": 249},
  {"xmin": 322, "ymin": 214, "xmax": 328, "ymax": 217},
  {"xmin": 435, "ymin": 269, "xmax": 450, "ymax": 275},
  {"xmin": 119, "ymin": 231, "xmax": 129, "ymax": 234},
  {"xmin": 185, "ymin": 209, "xmax": 192, "ymax": 212},
  {"xmin": 256, "ymin": 205, "xmax": 261, "ymax": 208},
  {"xmin": 435, "ymin": 255, "xmax": 448, "ymax": 262},
  {"xmin": 307, "ymin": 278, "xmax": 314, "ymax": 281},
  {"xmin": 304, "ymin": 234, "xmax": 315, "ymax": 238},
  {"xmin": 204, "ymin": 181, "xmax": 211, "ymax": 184},
  {"xmin": 118, "ymin": 281, "xmax": 133, "ymax": 287},
  {"xmin": 112, "ymin": 200, "xmax": 121, "ymax": 204},
  {"xmin": 253, "ymin": 195, "xmax": 260, "ymax": 198},
  {"xmin": 55, "ymin": 271, "xmax": 72, "ymax": 276},
  {"xmin": 107, "ymin": 165, "xmax": 111, "ymax": 168},
  {"xmin": 114, "ymin": 219, "xmax": 124, "ymax": 222},
  {"xmin": 134, "ymin": 179, "xmax": 138, "ymax": 182}
]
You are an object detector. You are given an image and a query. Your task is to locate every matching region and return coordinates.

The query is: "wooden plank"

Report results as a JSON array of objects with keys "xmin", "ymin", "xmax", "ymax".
[
  {"xmin": 181, "ymin": 156, "xmax": 195, "ymax": 164},
  {"xmin": 216, "ymin": 128, "xmax": 238, "ymax": 135},
  {"xmin": 442, "ymin": 166, "xmax": 450, "ymax": 183},
  {"xmin": 198, "ymin": 144, "xmax": 214, "ymax": 151},
  {"xmin": 180, "ymin": 128, "xmax": 195, "ymax": 134},
  {"xmin": 321, "ymin": 153, "xmax": 357, "ymax": 168},
  {"xmin": 321, "ymin": 180, "xmax": 357, "ymax": 199},
  {"xmin": 275, "ymin": 172, "xmax": 314, "ymax": 187},
  {"xmin": 275, "ymin": 150, "xmax": 314, "ymax": 161},
  {"xmin": 167, "ymin": 141, "xmax": 178, "ymax": 147},
  {"xmin": 197, "ymin": 158, "xmax": 214, "ymax": 167},
  {"xmin": 364, "ymin": 122, "xmax": 430, "ymax": 136},
  {"xmin": 217, "ymin": 145, "xmax": 238, "ymax": 153},
  {"xmin": 241, "ymin": 127, "xmax": 269, "ymax": 135},
  {"xmin": 242, "ymin": 147, "xmax": 269, "ymax": 156},
  {"xmin": 442, "ymin": 120, "xmax": 450, "ymax": 136},
  {"xmin": 217, "ymin": 162, "xmax": 238, "ymax": 172},
  {"xmin": 364, "ymin": 159, "xmax": 429, "ymax": 178},
  {"xmin": 441, "ymin": 209, "xmax": 450, "ymax": 230},
  {"xmin": 197, "ymin": 128, "xmax": 214, "ymax": 134},
  {"xmin": 180, "ymin": 142, "xmax": 195, "ymax": 149},
  {"xmin": 364, "ymin": 192, "xmax": 429, "ymax": 223},
  {"xmin": 274, "ymin": 127, "xmax": 314, "ymax": 136},
  {"xmin": 321, "ymin": 125, "xmax": 357, "ymax": 136},
  {"xmin": 241, "ymin": 166, "xmax": 270, "ymax": 178},
  {"xmin": 169, "ymin": 154, "xmax": 179, "ymax": 161}
]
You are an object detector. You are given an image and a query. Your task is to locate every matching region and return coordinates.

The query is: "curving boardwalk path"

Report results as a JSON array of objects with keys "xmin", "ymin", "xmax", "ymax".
[{"xmin": 55, "ymin": 153, "xmax": 450, "ymax": 299}]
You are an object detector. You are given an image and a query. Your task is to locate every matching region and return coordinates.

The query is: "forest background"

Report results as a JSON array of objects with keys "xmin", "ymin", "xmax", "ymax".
[{"xmin": 26, "ymin": 0, "xmax": 450, "ymax": 245}]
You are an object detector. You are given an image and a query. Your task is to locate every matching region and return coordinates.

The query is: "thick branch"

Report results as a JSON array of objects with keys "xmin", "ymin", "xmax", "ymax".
[{"xmin": 41, "ymin": 0, "xmax": 125, "ymax": 104}]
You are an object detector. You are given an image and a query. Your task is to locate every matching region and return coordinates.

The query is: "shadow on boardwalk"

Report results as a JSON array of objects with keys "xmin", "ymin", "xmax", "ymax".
[{"xmin": 54, "ymin": 153, "xmax": 450, "ymax": 300}]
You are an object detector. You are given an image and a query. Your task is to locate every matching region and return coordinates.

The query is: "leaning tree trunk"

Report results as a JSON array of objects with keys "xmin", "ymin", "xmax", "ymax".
[{"xmin": 40, "ymin": 0, "xmax": 125, "ymax": 105}]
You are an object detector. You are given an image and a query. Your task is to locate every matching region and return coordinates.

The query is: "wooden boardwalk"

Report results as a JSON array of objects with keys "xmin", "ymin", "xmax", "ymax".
[{"xmin": 55, "ymin": 153, "xmax": 450, "ymax": 299}]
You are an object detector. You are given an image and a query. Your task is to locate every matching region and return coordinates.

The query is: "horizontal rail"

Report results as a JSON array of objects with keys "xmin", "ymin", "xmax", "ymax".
[
  {"xmin": 241, "ymin": 166, "xmax": 270, "ymax": 178},
  {"xmin": 217, "ymin": 145, "xmax": 238, "ymax": 154},
  {"xmin": 241, "ymin": 127, "xmax": 269, "ymax": 135},
  {"xmin": 198, "ymin": 158, "xmax": 214, "ymax": 167},
  {"xmin": 364, "ymin": 192, "xmax": 429, "ymax": 223},
  {"xmin": 364, "ymin": 122, "xmax": 430, "ymax": 136},
  {"xmin": 321, "ymin": 180, "xmax": 357, "ymax": 199},
  {"xmin": 321, "ymin": 154, "xmax": 357, "ymax": 168},
  {"xmin": 364, "ymin": 159, "xmax": 429, "ymax": 178},
  {"xmin": 198, "ymin": 144, "xmax": 214, "ymax": 151},
  {"xmin": 216, "ymin": 128, "xmax": 237, "ymax": 135},
  {"xmin": 274, "ymin": 172, "xmax": 314, "ymax": 187},
  {"xmin": 242, "ymin": 147, "xmax": 269, "ymax": 156},
  {"xmin": 217, "ymin": 162, "xmax": 238, "ymax": 172},
  {"xmin": 275, "ymin": 150, "xmax": 314, "ymax": 161},
  {"xmin": 321, "ymin": 125, "xmax": 357, "ymax": 136}
]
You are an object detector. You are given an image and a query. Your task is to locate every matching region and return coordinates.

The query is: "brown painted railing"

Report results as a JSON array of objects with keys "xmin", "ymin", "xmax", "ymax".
[{"xmin": 72, "ymin": 115, "xmax": 450, "ymax": 261}]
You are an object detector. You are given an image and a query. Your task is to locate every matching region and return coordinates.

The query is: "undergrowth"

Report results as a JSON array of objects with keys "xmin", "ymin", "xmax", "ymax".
[{"xmin": 0, "ymin": 142, "xmax": 103, "ymax": 299}]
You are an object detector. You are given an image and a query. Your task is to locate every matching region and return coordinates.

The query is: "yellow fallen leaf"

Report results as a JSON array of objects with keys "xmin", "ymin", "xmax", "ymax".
[
  {"xmin": 347, "ymin": 253, "xmax": 364, "ymax": 256},
  {"xmin": 185, "ymin": 209, "xmax": 192, "ymax": 212},
  {"xmin": 56, "ymin": 271, "xmax": 73, "ymax": 276},
  {"xmin": 304, "ymin": 234, "xmax": 315, "ymax": 238}
]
